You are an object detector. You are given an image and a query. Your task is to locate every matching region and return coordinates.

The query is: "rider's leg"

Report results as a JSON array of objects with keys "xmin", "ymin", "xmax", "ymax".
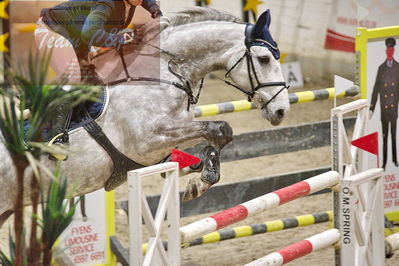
[
  {"xmin": 34, "ymin": 17, "xmax": 81, "ymax": 84},
  {"xmin": 35, "ymin": 18, "xmax": 101, "ymax": 85},
  {"xmin": 79, "ymin": 59, "xmax": 103, "ymax": 85},
  {"xmin": 75, "ymin": 46, "xmax": 103, "ymax": 85},
  {"xmin": 34, "ymin": 18, "xmax": 78, "ymax": 156}
]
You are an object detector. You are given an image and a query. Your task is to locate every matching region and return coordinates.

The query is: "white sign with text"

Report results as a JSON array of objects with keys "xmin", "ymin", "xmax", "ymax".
[
  {"xmin": 57, "ymin": 189, "xmax": 108, "ymax": 265},
  {"xmin": 281, "ymin": 61, "xmax": 304, "ymax": 88}
]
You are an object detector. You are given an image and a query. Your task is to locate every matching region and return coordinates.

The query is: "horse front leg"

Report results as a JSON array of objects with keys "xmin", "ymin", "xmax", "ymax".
[
  {"xmin": 182, "ymin": 121, "xmax": 233, "ymax": 201},
  {"xmin": 182, "ymin": 146, "xmax": 221, "ymax": 201},
  {"xmin": 143, "ymin": 119, "xmax": 233, "ymax": 200}
]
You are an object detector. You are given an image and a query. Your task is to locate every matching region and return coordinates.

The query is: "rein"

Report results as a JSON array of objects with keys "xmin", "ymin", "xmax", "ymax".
[
  {"xmin": 223, "ymin": 49, "xmax": 289, "ymax": 104},
  {"xmin": 107, "ymin": 45, "xmax": 202, "ymax": 111},
  {"xmin": 106, "ymin": 23, "xmax": 289, "ymax": 110}
]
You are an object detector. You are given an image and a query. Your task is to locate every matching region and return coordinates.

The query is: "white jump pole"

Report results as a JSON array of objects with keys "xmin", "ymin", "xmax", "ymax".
[
  {"xmin": 180, "ymin": 171, "xmax": 339, "ymax": 243},
  {"xmin": 245, "ymin": 229, "xmax": 340, "ymax": 266}
]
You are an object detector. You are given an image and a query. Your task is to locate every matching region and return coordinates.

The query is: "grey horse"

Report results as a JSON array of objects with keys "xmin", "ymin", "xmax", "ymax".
[{"xmin": 0, "ymin": 7, "xmax": 289, "ymax": 226}]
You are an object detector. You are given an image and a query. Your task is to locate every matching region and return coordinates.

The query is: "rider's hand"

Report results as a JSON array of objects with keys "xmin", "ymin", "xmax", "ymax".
[{"xmin": 149, "ymin": 5, "xmax": 163, "ymax": 18}]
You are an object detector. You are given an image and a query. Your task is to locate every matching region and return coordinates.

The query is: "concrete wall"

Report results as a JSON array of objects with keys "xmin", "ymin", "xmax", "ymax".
[
  {"xmin": 160, "ymin": 0, "xmax": 242, "ymax": 18},
  {"xmin": 160, "ymin": 0, "xmax": 355, "ymax": 81},
  {"xmin": 258, "ymin": 0, "xmax": 355, "ymax": 81},
  {"xmin": 12, "ymin": 0, "xmax": 381, "ymax": 81}
]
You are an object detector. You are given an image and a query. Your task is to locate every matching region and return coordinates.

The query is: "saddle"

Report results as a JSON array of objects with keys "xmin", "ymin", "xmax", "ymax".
[
  {"xmin": 45, "ymin": 87, "xmax": 148, "ymax": 191},
  {"xmin": 47, "ymin": 40, "xmax": 188, "ymax": 190}
]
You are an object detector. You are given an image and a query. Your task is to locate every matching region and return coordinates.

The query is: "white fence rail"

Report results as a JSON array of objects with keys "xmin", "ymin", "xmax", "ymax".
[{"xmin": 128, "ymin": 162, "xmax": 180, "ymax": 266}]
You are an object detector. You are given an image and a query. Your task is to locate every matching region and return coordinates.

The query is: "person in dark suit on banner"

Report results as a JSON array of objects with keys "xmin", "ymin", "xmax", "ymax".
[{"xmin": 370, "ymin": 37, "xmax": 399, "ymax": 169}]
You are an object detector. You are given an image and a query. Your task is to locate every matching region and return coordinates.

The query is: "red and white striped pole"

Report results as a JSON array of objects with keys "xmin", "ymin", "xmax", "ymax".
[
  {"xmin": 245, "ymin": 229, "xmax": 340, "ymax": 266},
  {"xmin": 180, "ymin": 171, "xmax": 339, "ymax": 243}
]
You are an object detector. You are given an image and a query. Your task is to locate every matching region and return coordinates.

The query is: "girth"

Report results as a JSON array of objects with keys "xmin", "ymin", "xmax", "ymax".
[
  {"xmin": 79, "ymin": 107, "xmax": 170, "ymax": 191},
  {"xmin": 46, "ymin": 96, "xmax": 146, "ymax": 190},
  {"xmin": 82, "ymin": 110, "xmax": 146, "ymax": 191}
]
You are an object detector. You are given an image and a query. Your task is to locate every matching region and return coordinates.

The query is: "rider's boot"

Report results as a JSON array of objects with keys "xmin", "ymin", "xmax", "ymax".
[{"xmin": 80, "ymin": 60, "xmax": 103, "ymax": 85}]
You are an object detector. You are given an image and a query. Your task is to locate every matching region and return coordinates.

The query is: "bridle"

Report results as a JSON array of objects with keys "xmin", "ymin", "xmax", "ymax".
[
  {"xmin": 223, "ymin": 24, "xmax": 289, "ymax": 104},
  {"xmin": 107, "ymin": 23, "xmax": 289, "ymax": 110},
  {"xmin": 223, "ymin": 50, "xmax": 289, "ymax": 104}
]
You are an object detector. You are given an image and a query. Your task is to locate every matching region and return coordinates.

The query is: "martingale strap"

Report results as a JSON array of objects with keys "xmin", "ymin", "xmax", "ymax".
[{"xmin": 109, "ymin": 46, "xmax": 199, "ymax": 111}]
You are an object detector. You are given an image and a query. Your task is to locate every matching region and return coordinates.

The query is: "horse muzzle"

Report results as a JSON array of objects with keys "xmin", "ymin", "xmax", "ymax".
[
  {"xmin": 258, "ymin": 93, "xmax": 290, "ymax": 126},
  {"xmin": 262, "ymin": 106, "xmax": 287, "ymax": 125}
]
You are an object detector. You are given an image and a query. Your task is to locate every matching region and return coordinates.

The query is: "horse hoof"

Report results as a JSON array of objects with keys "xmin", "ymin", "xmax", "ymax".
[
  {"xmin": 201, "ymin": 168, "xmax": 220, "ymax": 185},
  {"xmin": 182, "ymin": 178, "xmax": 211, "ymax": 202},
  {"xmin": 201, "ymin": 146, "xmax": 220, "ymax": 184}
]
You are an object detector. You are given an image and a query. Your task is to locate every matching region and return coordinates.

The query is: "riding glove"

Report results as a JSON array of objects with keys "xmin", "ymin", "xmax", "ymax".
[{"xmin": 148, "ymin": 5, "xmax": 163, "ymax": 18}]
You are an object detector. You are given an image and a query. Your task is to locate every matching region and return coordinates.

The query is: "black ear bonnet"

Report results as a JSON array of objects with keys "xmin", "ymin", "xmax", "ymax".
[{"xmin": 245, "ymin": 9, "xmax": 280, "ymax": 60}]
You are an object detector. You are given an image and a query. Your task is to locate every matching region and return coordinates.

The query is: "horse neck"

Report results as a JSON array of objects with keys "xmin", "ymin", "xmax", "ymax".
[{"xmin": 161, "ymin": 22, "xmax": 246, "ymax": 83}]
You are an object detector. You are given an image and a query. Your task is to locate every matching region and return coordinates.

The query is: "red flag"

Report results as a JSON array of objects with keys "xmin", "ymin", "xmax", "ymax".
[
  {"xmin": 351, "ymin": 132, "xmax": 379, "ymax": 155},
  {"xmin": 171, "ymin": 149, "xmax": 201, "ymax": 169}
]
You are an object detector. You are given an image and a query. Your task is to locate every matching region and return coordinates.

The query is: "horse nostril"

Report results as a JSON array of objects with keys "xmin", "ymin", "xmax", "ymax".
[{"xmin": 276, "ymin": 109, "xmax": 285, "ymax": 119}]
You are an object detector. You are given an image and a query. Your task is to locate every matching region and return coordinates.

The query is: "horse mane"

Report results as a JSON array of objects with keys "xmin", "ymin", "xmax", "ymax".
[
  {"xmin": 91, "ymin": 8, "xmax": 241, "ymax": 61},
  {"xmin": 162, "ymin": 7, "xmax": 240, "ymax": 27},
  {"xmin": 138, "ymin": 7, "xmax": 241, "ymax": 38}
]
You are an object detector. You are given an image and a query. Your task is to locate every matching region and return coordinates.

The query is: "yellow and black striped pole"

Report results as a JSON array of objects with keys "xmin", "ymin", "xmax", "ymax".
[
  {"xmin": 187, "ymin": 210, "xmax": 333, "ymax": 247},
  {"xmin": 194, "ymin": 86, "xmax": 359, "ymax": 118},
  {"xmin": 142, "ymin": 211, "xmax": 332, "ymax": 253}
]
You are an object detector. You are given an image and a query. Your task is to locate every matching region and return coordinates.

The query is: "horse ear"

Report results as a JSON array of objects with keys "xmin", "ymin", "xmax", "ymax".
[
  {"xmin": 252, "ymin": 9, "xmax": 271, "ymax": 39},
  {"xmin": 262, "ymin": 9, "xmax": 272, "ymax": 28}
]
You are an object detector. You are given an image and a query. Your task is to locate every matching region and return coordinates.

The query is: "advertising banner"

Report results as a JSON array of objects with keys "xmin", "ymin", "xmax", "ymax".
[
  {"xmin": 326, "ymin": 0, "xmax": 399, "ymax": 52},
  {"xmin": 358, "ymin": 26, "xmax": 399, "ymax": 215},
  {"xmin": 56, "ymin": 190, "xmax": 115, "ymax": 266}
]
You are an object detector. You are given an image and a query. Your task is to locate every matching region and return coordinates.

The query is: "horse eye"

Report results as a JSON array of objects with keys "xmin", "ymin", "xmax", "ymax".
[{"xmin": 258, "ymin": 56, "xmax": 270, "ymax": 64}]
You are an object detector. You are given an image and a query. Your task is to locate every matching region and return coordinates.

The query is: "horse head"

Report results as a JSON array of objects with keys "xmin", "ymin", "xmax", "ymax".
[{"xmin": 226, "ymin": 10, "xmax": 289, "ymax": 126}]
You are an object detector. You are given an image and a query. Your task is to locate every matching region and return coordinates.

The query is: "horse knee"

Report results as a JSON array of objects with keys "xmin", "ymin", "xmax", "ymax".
[
  {"xmin": 219, "ymin": 121, "xmax": 233, "ymax": 143},
  {"xmin": 206, "ymin": 121, "xmax": 233, "ymax": 148}
]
